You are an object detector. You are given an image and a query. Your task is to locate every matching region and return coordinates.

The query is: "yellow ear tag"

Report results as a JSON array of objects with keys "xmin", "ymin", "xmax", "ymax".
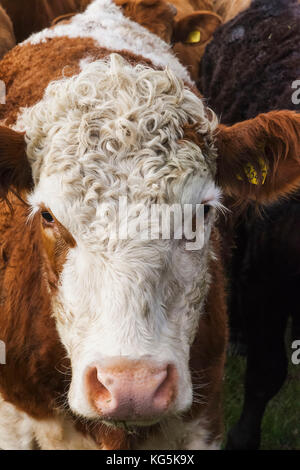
[
  {"xmin": 237, "ymin": 158, "xmax": 268, "ymax": 185},
  {"xmin": 186, "ymin": 30, "xmax": 201, "ymax": 44}
]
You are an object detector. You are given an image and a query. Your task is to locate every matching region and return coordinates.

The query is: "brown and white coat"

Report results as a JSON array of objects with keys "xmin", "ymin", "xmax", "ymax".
[{"xmin": 0, "ymin": 0, "xmax": 299, "ymax": 451}]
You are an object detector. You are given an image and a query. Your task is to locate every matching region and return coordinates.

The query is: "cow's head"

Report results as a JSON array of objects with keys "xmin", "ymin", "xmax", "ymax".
[
  {"xmin": 115, "ymin": 0, "xmax": 222, "ymax": 75},
  {"xmin": 1, "ymin": 56, "xmax": 299, "ymax": 428}
]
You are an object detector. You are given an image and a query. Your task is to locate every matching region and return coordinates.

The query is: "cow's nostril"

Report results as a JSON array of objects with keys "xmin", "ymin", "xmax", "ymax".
[
  {"xmin": 87, "ymin": 366, "xmax": 112, "ymax": 405},
  {"xmin": 153, "ymin": 364, "xmax": 177, "ymax": 411}
]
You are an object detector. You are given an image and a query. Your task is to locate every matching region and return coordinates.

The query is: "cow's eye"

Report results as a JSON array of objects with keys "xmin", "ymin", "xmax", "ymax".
[
  {"xmin": 204, "ymin": 205, "xmax": 211, "ymax": 218},
  {"xmin": 41, "ymin": 211, "xmax": 54, "ymax": 223}
]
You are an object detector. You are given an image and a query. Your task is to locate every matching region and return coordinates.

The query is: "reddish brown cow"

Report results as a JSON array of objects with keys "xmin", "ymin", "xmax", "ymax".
[
  {"xmin": 0, "ymin": 0, "xmax": 299, "ymax": 451},
  {"xmin": 170, "ymin": 0, "xmax": 221, "ymax": 82}
]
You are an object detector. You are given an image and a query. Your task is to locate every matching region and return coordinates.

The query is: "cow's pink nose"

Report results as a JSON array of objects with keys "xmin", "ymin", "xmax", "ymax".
[{"xmin": 86, "ymin": 358, "xmax": 177, "ymax": 422}]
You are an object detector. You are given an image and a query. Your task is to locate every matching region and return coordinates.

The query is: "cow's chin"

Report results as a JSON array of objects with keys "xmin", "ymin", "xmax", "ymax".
[
  {"xmin": 101, "ymin": 417, "xmax": 162, "ymax": 430},
  {"xmin": 70, "ymin": 399, "xmax": 192, "ymax": 435},
  {"xmin": 68, "ymin": 389, "xmax": 192, "ymax": 430}
]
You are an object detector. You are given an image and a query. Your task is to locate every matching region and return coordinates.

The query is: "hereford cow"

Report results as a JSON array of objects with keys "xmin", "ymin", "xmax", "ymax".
[
  {"xmin": 201, "ymin": 0, "xmax": 300, "ymax": 450},
  {"xmin": 0, "ymin": 6, "xmax": 15, "ymax": 59},
  {"xmin": 0, "ymin": 0, "xmax": 299, "ymax": 450}
]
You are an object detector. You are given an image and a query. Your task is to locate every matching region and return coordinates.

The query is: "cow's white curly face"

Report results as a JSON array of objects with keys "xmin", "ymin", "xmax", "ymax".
[{"xmin": 17, "ymin": 55, "xmax": 221, "ymax": 425}]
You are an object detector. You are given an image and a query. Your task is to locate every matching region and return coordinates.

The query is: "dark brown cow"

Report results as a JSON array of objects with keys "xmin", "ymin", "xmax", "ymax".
[{"xmin": 201, "ymin": 0, "xmax": 300, "ymax": 450}]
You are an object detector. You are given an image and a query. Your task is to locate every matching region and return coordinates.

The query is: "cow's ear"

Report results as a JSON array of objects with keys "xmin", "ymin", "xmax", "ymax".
[
  {"xmin": 173, "ymin": 11, "xmax": 221, "ymax": 45},
  {"xmin": 0, "ymin": 126, "xmax": 32, "ymax": 201},
  {"xmin": 215, "ymin": 111, "xmax": 300, "ymax": 204}
]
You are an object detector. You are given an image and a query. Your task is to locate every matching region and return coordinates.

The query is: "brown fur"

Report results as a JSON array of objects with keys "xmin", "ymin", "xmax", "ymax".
[
  {"xmin": 212, "ymin": 0, "xmax": 251, "ymax": 22},
  {"xmin": 0, "ymin": 126, "xmax": 32, "ymax": 202},
  {"xmin": 115, "ymin": 0, "xmax": 177, "ymax": 43},
  {"xmin": 216, "ymin": 110, "xmax": 300, "ymax": 205},
  {"xmin": 188, "ymin": 228, "xmax": 228, "ymax": 443},
  {"xmin": 40, "ymin": 207, "xmax": 76, "ymax": 287},
  {"xmin": 0, "ymin": 198, "xmax": 69, "ymax": 419},
  {"xmin": 115, "ymin": 0, "xmax": 222, "ymax": 51},
  {"xmin": 173, "ymin": 10, "xmax": 221, "ymax": 44},
  {"xmin": 0, "ymin": 0, "xmax": 221, "ymax": 84},
  {"xmin": 169, "ymin": 0, "xmax": 220, "ymax": 82},
  {"xmin": 114, "ymin": 0, "xmax": 222, "ymax": 82},
  {"xmin": 0, "ymin": 37, "xmax": 154, "ymax": 127},
  {"xmin": 182, "ymin": 122, "xmax": 209, "ymax": 151},
  {"xmin": 76, "ymin": 420, "xmax": 130, "ymax": 449},
  {"xmin": 0, "ymin": 0, "xmax": 86, "ymax": 43},
  {"xmin": 0, "ymin": 5, "xmax": 15, "ymax": 58}
]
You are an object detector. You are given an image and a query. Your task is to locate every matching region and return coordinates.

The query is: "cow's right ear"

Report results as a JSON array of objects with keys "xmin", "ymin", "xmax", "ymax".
[
  {"xmin": 0, "ymin": 126, "xmax": 32, "ymax": 201},
  {"xmin": 215, "ymin": 110, "xmax": 300, "ymax": 205}
]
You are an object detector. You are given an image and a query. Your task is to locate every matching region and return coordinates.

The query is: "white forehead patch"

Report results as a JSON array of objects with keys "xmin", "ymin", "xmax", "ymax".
[{"xmin": 16, "ymin": 54, "xmax": 218, "ymax": 244}]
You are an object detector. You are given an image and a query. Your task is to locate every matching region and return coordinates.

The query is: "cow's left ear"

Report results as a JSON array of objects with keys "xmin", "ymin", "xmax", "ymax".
[
  {"xmin": 215, "ymin": 110, "xmax": 300, "ymax": 204},
  {"xmin": 173, "ymin": 11, "xmax": 222, "ymax": 45},
  {"xmin": 0, "ymin": 126, "xmax": 33, "ymax": 201}
]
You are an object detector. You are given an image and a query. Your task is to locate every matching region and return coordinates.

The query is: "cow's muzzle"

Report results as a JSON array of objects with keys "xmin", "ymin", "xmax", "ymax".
[{"xmin": 85, "ymin": 357, "xmax": 178, "ymax": 424}]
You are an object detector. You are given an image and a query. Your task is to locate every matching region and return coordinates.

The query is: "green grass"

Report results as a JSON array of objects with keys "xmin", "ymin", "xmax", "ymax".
[{"xmin": 223, "ymin": 345, "xmax": 300, "ymax": 450}]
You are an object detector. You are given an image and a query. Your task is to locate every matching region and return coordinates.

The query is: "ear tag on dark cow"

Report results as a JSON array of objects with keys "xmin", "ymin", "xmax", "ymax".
[
  {"xmin": 237, "ymin": 158, "xmax": 268, "ymax": 185},
  {"xmin": 185, "ymin": 30, "xmax": 201, "ymax": 44}
]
